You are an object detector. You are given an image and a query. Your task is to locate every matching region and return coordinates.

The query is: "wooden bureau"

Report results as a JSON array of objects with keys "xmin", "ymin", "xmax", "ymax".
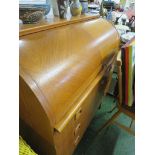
[{"xmin": 19, "ymin": 15, "xmax": 120, "ymax": 155}]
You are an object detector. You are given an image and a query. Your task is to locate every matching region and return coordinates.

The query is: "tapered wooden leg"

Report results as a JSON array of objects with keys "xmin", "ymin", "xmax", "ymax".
[
  {"xmin": 113, "ymin": 121, "xmax": 135, "ymax": 136},
  {"xmin": 96, "ymin": 110, "xmax": 121, "ymax": 135}
]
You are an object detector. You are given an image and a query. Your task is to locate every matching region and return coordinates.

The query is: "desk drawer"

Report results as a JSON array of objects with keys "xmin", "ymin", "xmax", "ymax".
[
  {"xmin": 73, "ymin": 80, "xmax": 102, "ymax": 141},
  {"xmin": 53, "ymin": 77, "xmax": 102, "ymax": 155},
  {"xmin": 54, "ymin": 117, "xmax": 76, "ymax": 155}
]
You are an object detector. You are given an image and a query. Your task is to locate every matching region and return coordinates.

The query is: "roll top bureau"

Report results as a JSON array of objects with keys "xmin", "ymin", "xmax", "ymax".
[{"xmin": 19, "ymin": 15, "xmax": 120, "ymax": 155}]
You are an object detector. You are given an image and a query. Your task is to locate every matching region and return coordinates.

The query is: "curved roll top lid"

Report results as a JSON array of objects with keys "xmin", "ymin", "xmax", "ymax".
[{"xmin": 19, "ymin": 17, "xmax": 120, "ymax": 127}]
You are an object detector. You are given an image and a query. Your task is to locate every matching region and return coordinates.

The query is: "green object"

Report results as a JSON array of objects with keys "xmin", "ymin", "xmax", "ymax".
[
  {"xmin": 100, "ymin": 2, "xmax": 107, "ymax": 18},
  {"xmin": 74, "ymin": 95, "xmax": 135, "ymax": 155},
  {"xmin": 19, "ymin": 136, "xmax": 38, "ymax": 155},
  {"xmin": 70, "ymin": 0, "xmax": 82, "ymax": 16},
  {"xmin": 120, "ymin": 0, "xmax": 126, "ymax": 7}
]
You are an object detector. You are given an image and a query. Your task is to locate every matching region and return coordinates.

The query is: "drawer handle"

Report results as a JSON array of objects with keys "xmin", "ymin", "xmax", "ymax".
[
  {"xmin": 74, "ymin": 123, "xmax": 81, "ymax": 136},
  {"xmin": 75, "ymin": 108, "xmax": 82, "ymax": 121},
  {"xmin": 74, "ymin": 135, "xmax": 80, "ymax": 146}
]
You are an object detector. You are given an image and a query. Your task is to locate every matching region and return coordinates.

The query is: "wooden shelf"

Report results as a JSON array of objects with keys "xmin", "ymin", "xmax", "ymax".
[{"xmin": 19, "ymin": 14, "xmax": 100, "ymax": 37}]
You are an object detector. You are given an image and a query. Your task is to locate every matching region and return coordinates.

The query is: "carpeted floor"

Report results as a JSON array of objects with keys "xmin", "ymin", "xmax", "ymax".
[{"xmin": 73, "ymin": 95, "xmax": 135, "ymax": 155}]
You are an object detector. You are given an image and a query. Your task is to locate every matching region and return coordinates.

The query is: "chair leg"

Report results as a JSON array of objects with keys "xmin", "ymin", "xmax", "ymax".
[
  {"xmin": 87, "ymin": 110, "xmax": 121, "ymax": 150},
  {"xmin": 96, "ymin": 110, "xmax": 121, "ymax": 135},
  {"xmin": 113, "ymin": 121, "xmax": 135, "ymax": 136},
  {"xmin": 129, "ymin": 119, "xmax": 134, "ymax": 128}
]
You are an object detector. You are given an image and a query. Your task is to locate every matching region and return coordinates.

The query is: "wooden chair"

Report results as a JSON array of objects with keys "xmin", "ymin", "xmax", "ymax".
[{"xmin": 96, "ymin": 49, "xmax": 135, "ymax": 136}]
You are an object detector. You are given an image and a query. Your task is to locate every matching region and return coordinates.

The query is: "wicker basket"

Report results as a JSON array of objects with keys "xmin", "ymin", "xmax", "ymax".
[{"xmin": 19, "ymin": 136, "xmax": 38, "ymax": 155}]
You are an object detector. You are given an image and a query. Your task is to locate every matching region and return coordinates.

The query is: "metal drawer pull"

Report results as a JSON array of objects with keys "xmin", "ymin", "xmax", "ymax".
[
  {"xmin": 74, "ymin": 123, "xmax": 81, "ymax": 136},
  {"xmin": 75, "ymin": 107, "xmax": 82, "ymax": 120},
  {"xmin": 74, "ymin": 135, "xmax": 80, "ymax": 146}
]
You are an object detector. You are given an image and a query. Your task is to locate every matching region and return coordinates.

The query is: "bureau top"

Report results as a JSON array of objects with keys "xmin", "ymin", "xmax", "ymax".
[{"xmin": 19, "ymin": 14, "xmax": 100, "ymax": 37}]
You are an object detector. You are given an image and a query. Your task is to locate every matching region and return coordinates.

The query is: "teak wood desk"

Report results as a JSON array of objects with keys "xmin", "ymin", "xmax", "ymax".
[{"xmin": 19, "ymin": 14, "xmax": 120, "ymax": 155}]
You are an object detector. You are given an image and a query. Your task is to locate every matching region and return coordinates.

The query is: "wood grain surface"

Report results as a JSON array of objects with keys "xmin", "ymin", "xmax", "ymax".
[
  {"xmin": 19, "ymin": 14, "xmax": 100, "ymax": 37},
  {"xmin": 19, "ymin": 15, "xmax": 120, "ymax": 155}
]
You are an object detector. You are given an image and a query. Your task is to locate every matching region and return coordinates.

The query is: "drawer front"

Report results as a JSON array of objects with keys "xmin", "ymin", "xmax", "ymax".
[
  {"xmin": 53, "ymin": 78, "xmax": 102, "ymax": 155},
  {"xmin": 54, "ymin": 117, "xmax": 76, "ymax": 155},
  {"xmin": 73, "ymin": 80, "xmax": 102, "ymax": 144}
]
